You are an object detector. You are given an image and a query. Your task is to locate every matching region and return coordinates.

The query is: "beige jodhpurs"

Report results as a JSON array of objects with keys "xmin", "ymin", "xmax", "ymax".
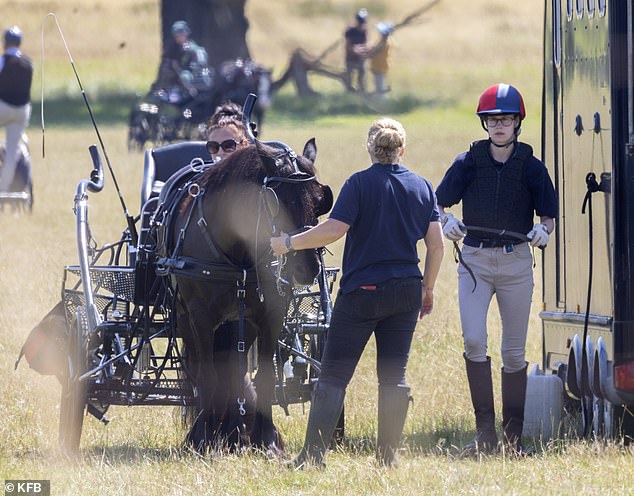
[
  {"xmin": 457, "ymin": 242, "xmax": 534, "ymax": 373},
  {"xmin": 0, "ymin": 99, "xmax": 30, "ymax": 191}
]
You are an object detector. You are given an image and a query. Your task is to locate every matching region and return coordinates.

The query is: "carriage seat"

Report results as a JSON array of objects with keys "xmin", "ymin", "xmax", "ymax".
[
  {"xmin": 139, "ymin": 141, "xmax": 212, "ymax": 253},
  {"xmin": 136, "ymin": 141, "xmax": 212, "ymax": 304},
  {"xmin": 141, "ymin": 141, "xmax": 211, "ymax": 207}
]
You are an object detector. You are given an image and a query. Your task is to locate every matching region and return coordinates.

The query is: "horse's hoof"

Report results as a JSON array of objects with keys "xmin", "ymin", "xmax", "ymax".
[{"xmin": 261, "ymin": 444, "xmax": 285, "ymax": 461}]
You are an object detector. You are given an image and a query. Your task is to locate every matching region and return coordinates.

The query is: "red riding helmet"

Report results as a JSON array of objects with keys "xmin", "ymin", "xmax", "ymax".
[{"xmin": 476, "ymin": 83, "xmax": 526, "ymax": 120}]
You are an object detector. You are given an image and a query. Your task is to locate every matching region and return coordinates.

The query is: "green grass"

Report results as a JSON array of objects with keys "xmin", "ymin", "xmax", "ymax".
[{"xmin": 3, "ymin": 1, "xmax": 634, "ymax": 495}]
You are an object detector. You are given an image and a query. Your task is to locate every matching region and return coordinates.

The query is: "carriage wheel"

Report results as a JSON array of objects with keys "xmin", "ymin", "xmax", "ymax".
[{"xmin": 58, "ymin": 312, "xmax": 88, "ymax": 455}]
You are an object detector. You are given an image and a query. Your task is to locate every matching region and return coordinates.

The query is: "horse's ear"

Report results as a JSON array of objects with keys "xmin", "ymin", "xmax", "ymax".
[{"xmin": 302, "ymin": 138, "xmax": 317, "ymax": 164}]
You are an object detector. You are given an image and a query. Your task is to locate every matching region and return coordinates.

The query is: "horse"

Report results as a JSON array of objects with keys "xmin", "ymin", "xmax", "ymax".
[{"xmin": 161, "ymin": 138, "xmax": 332, "ymax": 454}]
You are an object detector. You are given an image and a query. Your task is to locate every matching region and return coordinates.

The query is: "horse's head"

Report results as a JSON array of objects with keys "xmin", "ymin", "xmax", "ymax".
[
  {"xmin": 255, "ymin": 138, "xmax": 332, "ymax": 285},
  {"xmin": 192, "ymin": 138, "xmax": 331, "ymax": 286}
]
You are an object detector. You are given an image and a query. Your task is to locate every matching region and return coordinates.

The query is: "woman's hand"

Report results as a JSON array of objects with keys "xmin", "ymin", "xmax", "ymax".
[
  {"xmin": 420, "ymin": 287, "xmax": 434, "ymax": 318},
  {"xmin": 270, "ymin": 232, "xmax": 289, "ymax": 256}
]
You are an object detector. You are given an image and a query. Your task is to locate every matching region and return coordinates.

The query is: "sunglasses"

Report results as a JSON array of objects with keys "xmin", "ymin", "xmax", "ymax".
[{"xmin": 206, "ymin": 139, "xmax": 239, "ymax": 154}]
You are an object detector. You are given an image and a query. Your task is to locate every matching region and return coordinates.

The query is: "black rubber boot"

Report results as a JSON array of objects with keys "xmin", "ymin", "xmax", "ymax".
[
  {"xmin": 377, "ymin": 384, "xmax": 411, "ymax": 467},
  {"xmin": 501, "ymin": 362, "xmax": 530, "ymax": 455},
  {"xmin": 292, "ymin": 382, "xmax": 346, "ymax": 468},
  {"xmin": 463, "ymin": 354, "xmax": 498, "ymax": 455}
]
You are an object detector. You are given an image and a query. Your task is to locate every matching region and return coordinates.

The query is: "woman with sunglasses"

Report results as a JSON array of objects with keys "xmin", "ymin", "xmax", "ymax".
[
  {"xmin": 205, "ymin": 102, "xmax": 249, "ymax": 163},
  {"xmin": 435, "ymin": 83, "xmax": 557, "ymax": 456},
  {"xmin": 271, "ymin": 117, "xmax": 444, "ymax": 468}
]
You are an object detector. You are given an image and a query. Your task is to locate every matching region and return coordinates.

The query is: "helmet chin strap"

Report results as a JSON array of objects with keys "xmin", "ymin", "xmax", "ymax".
[
  {"xmin": 489, "ymin": 124, "xmax": 521, "ymax": 149},
  {"xmin": 489, "ymin": 137, "xmax": 516, "ymax": 149}
]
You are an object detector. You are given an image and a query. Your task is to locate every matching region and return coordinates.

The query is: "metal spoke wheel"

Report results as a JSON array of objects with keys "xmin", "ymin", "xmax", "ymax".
[
  {"xmin": 592, "ymin": 395, "xmax": 605, "ymax": 438},
  {"xmin": 58, "ymin": 308, "xmax": 88, "ymax": 455}
]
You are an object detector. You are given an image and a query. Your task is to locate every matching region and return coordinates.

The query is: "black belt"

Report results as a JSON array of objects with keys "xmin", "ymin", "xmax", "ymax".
[{"xmin": 463, "ymin": 237, "xmax": 525, "ymax": 249}]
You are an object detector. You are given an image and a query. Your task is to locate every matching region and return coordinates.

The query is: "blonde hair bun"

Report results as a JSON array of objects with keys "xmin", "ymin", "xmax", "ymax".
[{"xmin": 367, "ymin": 118, "xmax": 406, "ymax": 164}]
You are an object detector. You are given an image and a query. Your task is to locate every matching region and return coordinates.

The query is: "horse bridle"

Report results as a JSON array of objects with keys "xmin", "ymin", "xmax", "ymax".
[
  {"xmin": 254, "ymin": 143, "xmax": 319, "ymax": 300},
  {"xmin": 263, "ymin": 143, "xmax": 317, "ymax": 185}
]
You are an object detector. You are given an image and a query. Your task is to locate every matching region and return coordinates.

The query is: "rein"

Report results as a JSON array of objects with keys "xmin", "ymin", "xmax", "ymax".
[{"xmin": 455, "ymin": 225, "xmax": 531, "ymax": 293}]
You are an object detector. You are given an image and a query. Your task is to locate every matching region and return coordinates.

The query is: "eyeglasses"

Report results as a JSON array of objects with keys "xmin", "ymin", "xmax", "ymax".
[
  {"xmin": 485, "ymin": 116, "xmax": 516, "ymax": 128},
  {"xmin": 206, "ymin": 139, "xmax": 238, "ymax": 154}
]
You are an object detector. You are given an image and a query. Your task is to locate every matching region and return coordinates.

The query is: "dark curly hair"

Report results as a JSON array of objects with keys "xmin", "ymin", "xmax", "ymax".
[{"xmin": 205, "ymin": 101, "xmax": 248, "ymax": 141}]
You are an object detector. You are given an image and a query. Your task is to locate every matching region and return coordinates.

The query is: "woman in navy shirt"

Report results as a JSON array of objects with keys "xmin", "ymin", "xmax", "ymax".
[{"xmin": 271, "ymin": 117, "xmax": 444, "ymax": 467}]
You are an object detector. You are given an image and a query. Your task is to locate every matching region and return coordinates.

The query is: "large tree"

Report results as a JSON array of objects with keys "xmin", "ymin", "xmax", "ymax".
[{"xmin": 160, "ymin": 0, "xmax": 250, "ymax": 70}]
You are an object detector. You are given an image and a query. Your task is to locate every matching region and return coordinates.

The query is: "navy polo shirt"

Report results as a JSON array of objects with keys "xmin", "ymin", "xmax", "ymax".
[
  {"xmin": 435, "ymin": 144, "xmax": 558, "ymax": 219},
  {"xmin": 330, "ymin": 163, "xmax": 440, "ymax": 293}
]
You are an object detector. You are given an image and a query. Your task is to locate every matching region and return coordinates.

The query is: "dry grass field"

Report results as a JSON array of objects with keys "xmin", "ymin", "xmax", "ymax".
[{"xmin": 1, "ymin": 0, "xmax": 633, "ymax": 494}]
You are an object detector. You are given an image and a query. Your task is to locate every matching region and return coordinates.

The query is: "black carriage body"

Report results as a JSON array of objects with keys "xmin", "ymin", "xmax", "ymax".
[{"xmin": 541, "ymin": 0, "xmax": 634, "ymax": 417}]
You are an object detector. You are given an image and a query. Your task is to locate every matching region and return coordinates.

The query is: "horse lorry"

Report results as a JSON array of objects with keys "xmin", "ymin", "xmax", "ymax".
[{"xmin": 536, "ymin": 0, "xmax": 634, "ymax": 439}]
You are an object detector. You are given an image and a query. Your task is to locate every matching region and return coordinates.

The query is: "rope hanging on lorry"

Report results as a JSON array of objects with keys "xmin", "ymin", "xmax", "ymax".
[{"xmin": 580, "ymin": 171, "xmax": 600, "ymax": 437}]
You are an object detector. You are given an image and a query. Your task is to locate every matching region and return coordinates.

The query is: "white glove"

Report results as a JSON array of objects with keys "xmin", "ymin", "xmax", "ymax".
[
  {"xmin": 527, "ymin": 223, "xmax": 550, "ymax": 247},
  {"xmin": 441, "ymin": 212, "xmax": 466, "ymax": 241}
]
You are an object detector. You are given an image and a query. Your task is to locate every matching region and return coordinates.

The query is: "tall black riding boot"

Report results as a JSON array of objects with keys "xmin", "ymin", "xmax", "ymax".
[
  {"xmin": 377, "ymin": 384, "xmax": 411, "ymax": 467},
  {"xmin": 463, "ymin": 354, "xmax": 498, "ymax": 454},
  {"xmin": 501, "ymin": 362, "xmax": 529, "ymax": 454},
  {"xmin": 293, "ymin": 382, "xmax": 346, "ymax": 468}
]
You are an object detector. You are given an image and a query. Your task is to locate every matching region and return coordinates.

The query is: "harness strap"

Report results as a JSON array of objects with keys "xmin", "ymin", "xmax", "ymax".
[
  {"xmin": 195, "ymin": 194, "xmax": 234, "ymax": 265},
  {"xmin": 237, "ymin": 269, "xmax": 247, "ymax": 416},
  {"xmin": 167, "ymin": 188, "xmax": 201, "ymax": 262},
  {"xmin": 157, "ymin": 255, "xmax": 263, "ymax": 282}
]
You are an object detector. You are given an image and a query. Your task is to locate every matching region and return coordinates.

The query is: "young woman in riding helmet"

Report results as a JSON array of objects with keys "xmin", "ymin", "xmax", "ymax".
[{"xmin": 435, "ymin": 83, "xmax": 557, "ymax": 455}]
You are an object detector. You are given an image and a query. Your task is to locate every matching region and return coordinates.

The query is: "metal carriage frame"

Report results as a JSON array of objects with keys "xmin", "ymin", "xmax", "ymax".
[{"xmin": 58, "ymin": 143, "xmax": 338, "ymax": 452}]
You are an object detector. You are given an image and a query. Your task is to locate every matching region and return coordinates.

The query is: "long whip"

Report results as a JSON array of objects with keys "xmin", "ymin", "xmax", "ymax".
[{"xmin": 41, "ymin": 13, "xmax": 138, "ymax": 245}]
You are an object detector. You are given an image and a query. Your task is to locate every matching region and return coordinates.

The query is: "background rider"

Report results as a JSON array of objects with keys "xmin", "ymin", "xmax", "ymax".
[{"xmin": 0, "ymin": 26, "xmax": 33, "ymax": 193}]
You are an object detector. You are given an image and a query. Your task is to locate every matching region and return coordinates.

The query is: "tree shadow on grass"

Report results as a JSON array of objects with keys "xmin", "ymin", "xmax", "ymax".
[
  {"xmin": 33, "ymin": 91, "xmax": 141, "ymax": 128},
  {"xmin": 269, "ymin": 91, "xmax": 455, "ymax": 121},
  {"xmin": 31, "ymin": 89, "xmax": 451, "ymax": 130}
]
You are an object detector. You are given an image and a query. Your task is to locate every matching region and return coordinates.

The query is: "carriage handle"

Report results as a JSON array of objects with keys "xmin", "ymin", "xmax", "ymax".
[
  {"xmin": 78, "ymin": 144, "xmax": 105, "ymax": 194},
  {"xmin": 74, "ymin": 145, "xmax": 105, "ymax": 334},
  {"xmin": 242, "ymin": 93, "xmax": 258, "ymax": 143}
]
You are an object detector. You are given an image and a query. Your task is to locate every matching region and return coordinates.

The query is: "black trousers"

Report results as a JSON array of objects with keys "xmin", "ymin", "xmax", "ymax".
[{"xmin": 317, "ymin": 277, "xmax": 422, "ymax": 390}]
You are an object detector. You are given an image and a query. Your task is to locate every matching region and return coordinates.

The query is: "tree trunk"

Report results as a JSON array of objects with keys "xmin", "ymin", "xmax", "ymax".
[{"xmin": 160, "ymin": 0, "xmax": 250, "ymax": 71}]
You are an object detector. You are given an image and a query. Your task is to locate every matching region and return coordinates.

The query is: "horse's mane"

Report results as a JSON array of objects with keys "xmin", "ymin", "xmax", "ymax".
[
  {"xmin": 179, "ymin": 142, "xmax": 320, "ymax": 219},
  {"xmin": 200, "ymin": 145, "xmax": 268, "ymax": 192}
]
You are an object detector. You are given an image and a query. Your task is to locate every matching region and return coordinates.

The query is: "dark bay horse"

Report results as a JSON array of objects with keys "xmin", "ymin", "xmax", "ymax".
[{"xmin": 165, "ymin": 138, "xmax": 331, "ymax": 454}]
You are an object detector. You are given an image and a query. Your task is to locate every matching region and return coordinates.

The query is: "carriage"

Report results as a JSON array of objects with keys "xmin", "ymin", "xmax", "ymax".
[
  {"xmin": 127, "ymin": 58, "xmax": 272, "ymax": 151},
  {"xmin": 42, "ymin": 112, "xmax": 336, "ymax": 453}
]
